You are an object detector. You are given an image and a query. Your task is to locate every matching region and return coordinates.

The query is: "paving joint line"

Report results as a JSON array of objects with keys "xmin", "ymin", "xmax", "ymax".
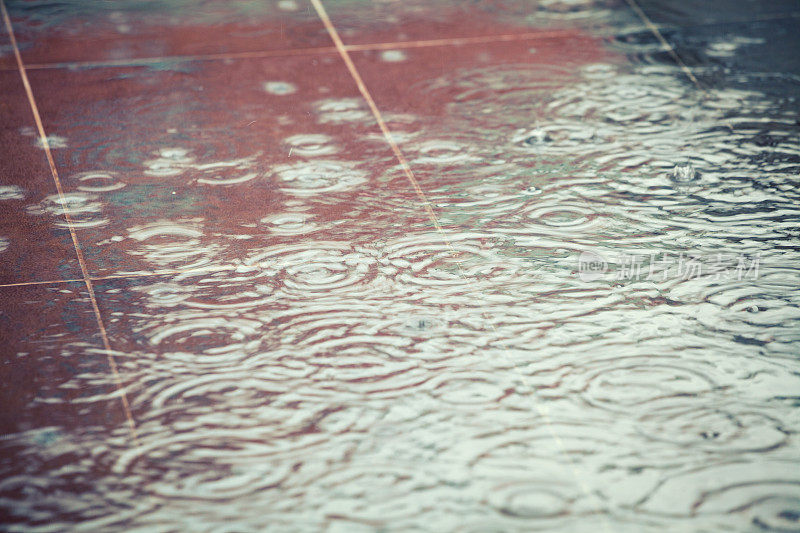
[
  {"xmin": 1, "ymin": 29, "xmax": 577, "ymax": 71},
  {"xmin": 0, "ymin": 265, "xmax": 242, "ymax": 290}
]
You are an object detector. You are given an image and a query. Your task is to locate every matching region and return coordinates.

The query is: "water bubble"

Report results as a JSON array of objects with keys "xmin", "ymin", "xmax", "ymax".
[
  {"xmin": 670, "ymin": 162, "xmax": 698, "ymax": 182},
  {"xmin": 514, "ymin": 128, "xmax": 553, "ymax": 147}
]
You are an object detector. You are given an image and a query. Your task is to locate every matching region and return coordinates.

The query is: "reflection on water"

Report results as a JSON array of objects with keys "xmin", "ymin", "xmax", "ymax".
[{"xmin": 2, "ymin": 0, "xmax": 800, "ymax": 532}]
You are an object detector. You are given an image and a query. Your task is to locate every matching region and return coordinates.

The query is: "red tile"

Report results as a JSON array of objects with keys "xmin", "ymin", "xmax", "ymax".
[
  {"xmin": 0, "ymin": 282, "xmax": 130, "ymax": 433},
  {"xmin": 25, "ymin": 54, "xmax": 438, "ymax": 278},
  {"xmin": 0, "ymin": 68, "xmax": 83, "ymax": 285},
  {"xmin": 1, "ymin": 0, "xmax": 330, "ymax": 69}
]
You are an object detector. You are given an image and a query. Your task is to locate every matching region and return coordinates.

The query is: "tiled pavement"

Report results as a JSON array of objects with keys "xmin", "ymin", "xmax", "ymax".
[{"xmin": 2, "ymin": 0, "xmax": 800, "ymax": 531}]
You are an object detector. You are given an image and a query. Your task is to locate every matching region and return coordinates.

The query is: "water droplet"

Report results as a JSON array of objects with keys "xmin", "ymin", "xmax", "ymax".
[
  {"xmin": 670, "ymin": 162, "xmax": 698, "ymax": 182},
  {"xmin": 516, "ymin": 128, "xmax": 552, "ymax": 147}
]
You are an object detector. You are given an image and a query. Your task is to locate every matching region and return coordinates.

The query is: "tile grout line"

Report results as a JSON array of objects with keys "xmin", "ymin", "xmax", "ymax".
[
  {"xmin": 308, "ymin": 0, "xmax": 443, "ymax": 231},
  {"xmin": 309, "ymin": 0, "xmax": 612, "ymax": 525},
  {"xmin": 0, "ymin": 0, "xmax": 139, "ymax": 444},
  {"xmin": 0, "ymin": 264, "xmax": 240, "ymax": 289},
  {"xmin": 623, "ymin": 0, "xmax": 708, "ymax": 95},
  {"xmin": 2, "ymin": 29, "xmax": 577, "ymax": 71}
]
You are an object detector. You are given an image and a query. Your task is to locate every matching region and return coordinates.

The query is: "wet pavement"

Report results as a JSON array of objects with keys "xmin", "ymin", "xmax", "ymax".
[{"xmin": 1, "ymin": 0, "xmax": 799, "ymax": 531}]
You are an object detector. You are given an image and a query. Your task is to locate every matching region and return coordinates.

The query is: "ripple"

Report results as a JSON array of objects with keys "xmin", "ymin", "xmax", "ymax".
[
  {"xmin": 410, "ymin": 140, "xmax": 480, "ymax": 165},
  {"xmin": 111, "ymin": 433, "xmax": 300, "ymax": 501},
  {"xmin": 244, "ymin": 242, "xmax": 384, "ymax": 299},
  {"xmin": 133, "ymin": 281, "xmax": 196, "ymax": 307},
  {"xmin": 0, "ymin": 185, "xmax": 25, "ymax": 200},
  {"xmin": 260, "ymin": 211, "xmax": 318, "ymax": 235},
  {"xmin": 637, "ymin": 407, "xmax": 787, "ymax": 452},
  {"xmin": 273, "ymin": 160, "xmax": 367, "ymax": 195},
  {"xmin": 123, "ymin": 220, "xmax": 224, "ymax": 270},
  {"xmin": 564, "ymin": 357, "xmax": 721, "ymax": 412},
  {"xmin": 143, "ymin": 146, "xmax": 195, "ymax": 177},
  {"xmin": 277, "ymin": 0, "xmax": 299, "ymax": 12},
  {"xmin": 313, "ymin": 98, "xmax": 371, "ymax": 124},
  {"xmin": 75, "ymin": 171, "xmax": 126, "ymax": 192},
  {"xmin": 26, "ymin": 192, "xmax": 108, "ymax": 229},
  {"xmin": 292, "ymin": 350, "xmax": 425, "ymax": 399},
  {"xmin": 486, "ymin": 482, "xmax": 571, "ymax": 519},
  {"xmin": 144, "ymin": 315, "xmax": 263, "ymax": 368},
  {"xmin": 526, "ymin": 204, "xmax": 595, "ymax": 228},
  {"xmin": 284, "ymin": 133, "xmax": 339, "ymax": 157},
  {"xmin": 382, "ymin": 232, "xmax": 528, "ymax": 300},
  {"xmin": 307, "ymin": 463, "xmax": 441, "ymax": 523},
  {"xmin": 34, "ymin": 135, "xmax": 67, "ymax": 149},
  {"xmin": 638, "ymin": 461, "xmax": 800, "ymax": 531},
  {"xmin": 142, "ymin": 147, "xmax": 261, "ymax": 185}
]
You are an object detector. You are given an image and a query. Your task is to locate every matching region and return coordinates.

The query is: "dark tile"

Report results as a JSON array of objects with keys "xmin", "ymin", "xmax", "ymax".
[
  {"xmin": 666, "ymin": 18, "xmax": 800, "ymax": 94},
  {"xmin": 0, "ymin": 68, "xmax": 83, "ymax": 285},
  {"xmin": 324, "ymin": 0, "xmax": 632, "ymax": 46},
  {"xmin": 633, "ymin": 0, "xmax": 800, "ymax": 26},
  {"xmin": 1, "ymin": 0, "xmax": 330, "ymax": 69}
]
